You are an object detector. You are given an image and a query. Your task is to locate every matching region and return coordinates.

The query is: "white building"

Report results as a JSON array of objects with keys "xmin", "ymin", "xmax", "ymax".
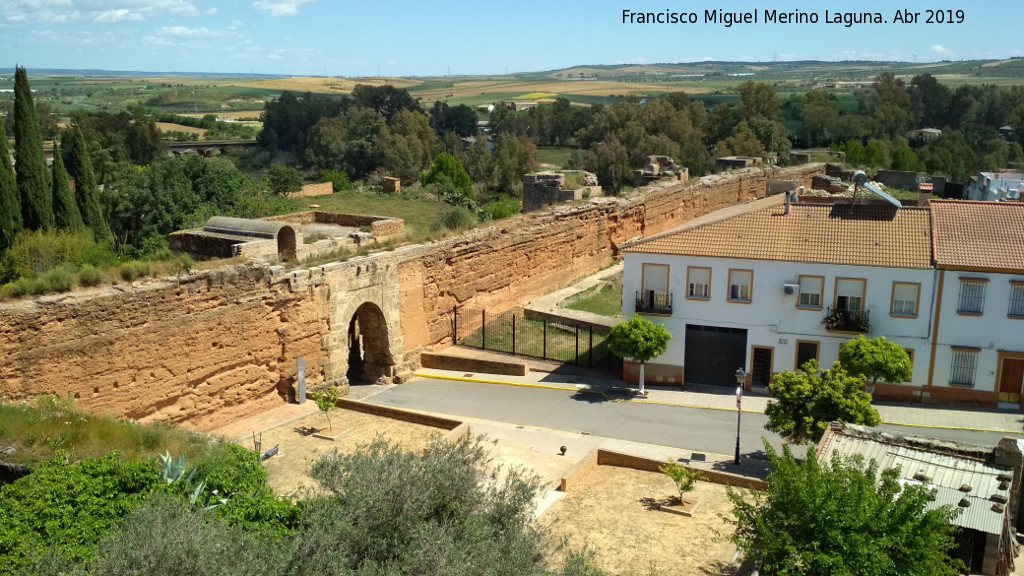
[
  {"xmin": 621, "ymin": 197, "xmax": 1024, "ymax": 408},
  {"xmin": 966, "ymin": 172, "xmax": 1024, "ymax": 202},
  {"xmin": 930, "ymin": 200, "xmax": 1024, "ymax": 409}
]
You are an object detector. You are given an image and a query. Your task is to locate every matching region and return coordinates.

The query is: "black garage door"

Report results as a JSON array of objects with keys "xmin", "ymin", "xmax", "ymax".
[{"xmin": 684, "ymin": 324, "xmax": 747, "ymax": 386}]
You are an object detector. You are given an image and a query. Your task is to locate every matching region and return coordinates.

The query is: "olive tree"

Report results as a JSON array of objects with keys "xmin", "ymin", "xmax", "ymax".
[{"xmin": 607, "ymin": 315, "xmax": 671, "ymax": 395}]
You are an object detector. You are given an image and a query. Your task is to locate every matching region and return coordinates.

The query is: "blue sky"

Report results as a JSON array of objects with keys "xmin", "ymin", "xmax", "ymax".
[{"xmin": 0, "ymin": 0, "xmax": 1020, "ymax": 76}]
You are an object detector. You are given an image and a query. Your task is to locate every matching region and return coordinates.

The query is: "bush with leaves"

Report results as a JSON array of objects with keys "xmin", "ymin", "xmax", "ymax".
[
  {"xmin": 432, "ymin": 206, "xmax": 477, "ymax": 232},
  {"xmin": 765, "ymin": 360, "xmax": 880, "ymax": 444},
  {"xmin": 294, "ymin": 436, "xmax": 547, "ymax": 575},
  {"xmin": 0, "ymin": 451, "xmax": 160, "ymax": 572},
  {"xmin": 727, "ymin": 441, "xmax": 964, "ymax": 576}
]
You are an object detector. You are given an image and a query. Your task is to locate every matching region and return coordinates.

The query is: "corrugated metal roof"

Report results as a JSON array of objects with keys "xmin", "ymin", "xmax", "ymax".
[{"xmin": 819, "ymin": 430, "xmax": 1010, "ymax": 535}]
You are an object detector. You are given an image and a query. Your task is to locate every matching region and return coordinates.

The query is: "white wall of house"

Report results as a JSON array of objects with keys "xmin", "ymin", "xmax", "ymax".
[
  {"xmin": 932, "ymin": 270, "xmax": 1024, "ymax": 394},
  {"xmin": 622, "ymin": 254, "xmax": 936, "ymax": 386}
]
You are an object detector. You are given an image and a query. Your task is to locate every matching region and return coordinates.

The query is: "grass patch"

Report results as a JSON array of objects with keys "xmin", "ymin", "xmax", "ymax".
[
  {"xmin": 459, "ymin": 313, "xmax": 613, "ymax": 366},
  {"xmin": 287, "ymin": 184, "xmax": 453, "ymax": 243},
  {"xmin": 562, "ymin": 272, "xmax": 623, "ymax": 317},
  {"xmin": 535, "ymin": 146, "xmax": 577, "ymax": 168},
  {"xmin": 0, "ymin": 396, "xmax": 215, "ymax": 468}
]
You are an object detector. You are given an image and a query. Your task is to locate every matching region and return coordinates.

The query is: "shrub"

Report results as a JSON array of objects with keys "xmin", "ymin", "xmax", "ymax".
[
  {"xmin": 0, "ymin": 229, "xmax": 94, "ymax": 282},
  {"xmin": 43, "ymin": 266, "xmax": 75, "ymax": 293},
  {"xmin": 321, "ymin": 169, "xmax": 352, "ymax": 192},
  {"xmin": 0, "ymin": 451, "xmax": 160, "ymax": 572},
  {"xmin": 79, "ymin": 242, "xmax": 118, "ymax": 268},
  {"xmin": 562, "ymin": 171, "xmax": 586, "ymax": 190},
  {"xmin": 119, "ymin": 261, "xmax": 151, "ymax": 282},
  {"xmin": 78, "ymin": 265, "xmax": 103, "ymax": 287},
  {"xmin": 483, "ymin": 196, "xmax": 520, "ymax": 220},
  {"xmin": 28, "ymin": 277, "xmax": 51, "ymax": 295},
  {"xmin": 431, "ymin": 207, "xmax": 476, "ymax": 232},
  {"xmin": 7, "ymin": 277, "xmax": 33, "ymax": 298}
]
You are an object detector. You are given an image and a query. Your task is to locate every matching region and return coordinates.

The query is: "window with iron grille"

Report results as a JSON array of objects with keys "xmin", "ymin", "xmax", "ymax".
[
  {"xmin": 1009, "ymin": 283, "xmax": 1024, "ymax": 317},
  {"xmin": 949, "ymin": 349, "xmax": 978, "ymax": 386},
  {"xmin": 957, "ymin": 280, "xmax": 985, "ymax": 314}
]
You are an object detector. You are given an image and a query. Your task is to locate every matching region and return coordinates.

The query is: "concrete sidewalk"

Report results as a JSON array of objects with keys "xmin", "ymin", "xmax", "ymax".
[{"xmin": 414, "ymin": 367, "xmax": 1024, "ymax": 435}]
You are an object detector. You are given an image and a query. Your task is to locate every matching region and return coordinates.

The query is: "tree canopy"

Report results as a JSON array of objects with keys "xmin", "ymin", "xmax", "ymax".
[
  {"xmin": 14, "ymin": 66, "xmax": 52, "ymax": 231},
  {"xmin": 764, "ymin": 360, "xmax": 880, "ymax": 444},
  {"xmin": 727, "ymin": 442, "xmax": 964, "ymax": 576},
  {"xmin": 607, "ymin": 314, "xmax": 671, "ymax": 365},
  {"xmin": 839, "ymin": 335, "xmax": 913, "ymax": 387},
  {"xmin": 0, "ymin": 123, "xmax": 21, "ymax": 253}
]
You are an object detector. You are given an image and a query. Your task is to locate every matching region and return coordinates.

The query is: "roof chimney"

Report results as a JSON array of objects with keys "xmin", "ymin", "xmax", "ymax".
[{"xmin": 785, "ymin": 189, "xmax": 792, "ymax": 215}]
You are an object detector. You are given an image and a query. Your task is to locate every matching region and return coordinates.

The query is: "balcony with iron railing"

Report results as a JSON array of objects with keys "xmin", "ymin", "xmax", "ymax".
[
  {"xmin": 635, "ymin": 290, "xmax": 672, "ymax": 315},
  {"xmin": 822, "ymin": 307, "xmax": 870, "ymax": 333}
]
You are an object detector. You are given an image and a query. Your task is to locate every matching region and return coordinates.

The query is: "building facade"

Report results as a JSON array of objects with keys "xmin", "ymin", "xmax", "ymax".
[{"xmin": 620, "ymin": 198, "xmax": 1024, "ymax": 408}]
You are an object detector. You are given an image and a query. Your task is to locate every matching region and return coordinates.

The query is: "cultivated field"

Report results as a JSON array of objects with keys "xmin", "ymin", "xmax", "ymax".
[{"xmin": 408, "ymin": 79, "xmax": 707, "ymax": 104}]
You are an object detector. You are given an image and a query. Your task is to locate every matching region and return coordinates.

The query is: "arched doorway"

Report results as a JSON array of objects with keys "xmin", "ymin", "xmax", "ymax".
[
  {"xmin": 346, "ymin": 302, "xmax": 394, "ymax": 384},
  {"xmin": 277, "ymin": 226, "xmax": 296, "ymax": 260}
]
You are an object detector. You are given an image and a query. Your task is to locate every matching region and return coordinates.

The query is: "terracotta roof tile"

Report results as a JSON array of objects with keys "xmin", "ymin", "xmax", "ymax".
[
  {"xmin": 931, "ymin": 200, "xmax": 1024, "ymax": 273},
  {"xmin": 625, "ymin": 203, "xmax": 932, "ymax": 270}
]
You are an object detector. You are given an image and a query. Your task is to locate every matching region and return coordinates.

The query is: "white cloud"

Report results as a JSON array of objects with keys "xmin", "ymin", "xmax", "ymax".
[
  {"xmin": 94, "ymin": 9, "xmax": 142, "ymax": 23},
  {"xmin": 930, "ymin": 45, "xmax": 951, "ymax": 55},
  {"xmin": 252, "ymin": 0, "xmax": 318, "ymax": 16}
]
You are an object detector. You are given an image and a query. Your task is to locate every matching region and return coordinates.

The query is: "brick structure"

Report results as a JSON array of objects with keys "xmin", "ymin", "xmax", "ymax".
[{"xmin": 633, "ymin": 155, "xmax": 689, "ymax": 188}]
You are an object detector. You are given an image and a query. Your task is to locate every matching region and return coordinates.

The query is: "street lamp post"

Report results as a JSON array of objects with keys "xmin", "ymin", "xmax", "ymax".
[{"xmin": 734, "ymin": 368, "xmax": 746, "ymax": 466}]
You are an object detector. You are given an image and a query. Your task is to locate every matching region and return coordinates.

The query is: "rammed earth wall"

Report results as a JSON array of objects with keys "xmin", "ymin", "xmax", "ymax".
[{"xmin": 0, "ymin": 165, "xmax": 821, "ymax": 429}]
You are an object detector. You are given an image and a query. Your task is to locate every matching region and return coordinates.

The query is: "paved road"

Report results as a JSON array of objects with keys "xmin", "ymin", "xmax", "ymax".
[{"xmin": 364, "ymin": 378, "xmax": 1024, "ymax": 458}]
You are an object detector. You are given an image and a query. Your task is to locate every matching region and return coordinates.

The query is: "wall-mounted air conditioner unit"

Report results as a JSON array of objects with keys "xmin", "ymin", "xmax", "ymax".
[{"xmin": 783, "ymin": 283, "xmax": 799, "ymax": 295}]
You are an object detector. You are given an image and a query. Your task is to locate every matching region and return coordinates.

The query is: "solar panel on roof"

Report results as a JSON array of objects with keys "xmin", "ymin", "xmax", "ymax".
[{"xmin": 863, "ymin": 181, "xmax": 903, "ymax": 208}]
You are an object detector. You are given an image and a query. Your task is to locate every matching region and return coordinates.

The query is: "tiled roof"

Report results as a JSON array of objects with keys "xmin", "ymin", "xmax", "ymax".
[
  {"xmin": 931, "ymin": 200, "xmax": 1024, "ymax": 273},
  {"xmin": 625, "ymin": 203, "xmax": 933, "ymax": 269}
]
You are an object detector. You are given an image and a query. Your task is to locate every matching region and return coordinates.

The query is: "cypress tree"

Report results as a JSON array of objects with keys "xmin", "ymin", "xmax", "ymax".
[
  {"xmin": 13, "ymin": 66, "xmax": 53, "ymax": 230},
  {"xmin": 65, "ymin": 124, "xmax": 111, "ymax": 242},
  {"xmin": 0, "ymin": 124, "xmax": 21, "ymax": 253},
  {"xmin": 51, "ymin": 145, "xmax": 84, "ymax": 231}
]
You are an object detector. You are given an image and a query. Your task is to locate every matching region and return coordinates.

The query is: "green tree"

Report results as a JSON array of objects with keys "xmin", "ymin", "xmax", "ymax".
[
  {"xmin": 491, "ymin": 133, "xmax": 536, "ymax": 196},
  {"xmin": 0, "ymin": 123, "xmax": 21, "ymax": 252},
  {"xmin": 765, "ymin": 360, "xmax": 880, "ymax": 444},
  {"xmin": 50, "ymin": 145, "xmax": 85, "ymax": 231},
  {"xmin": 264, "ymin": 165, "xmax": 303, "ymax": 196},
  {"xmin": 607, "ymin": 315, "xmax": 672, "ymax": 394},
  {"xmin": 838, "ymin": 335, "xmax": 913, "ymax": 391},
  {"xmin": 659, "ymin": 460, "xmax": 702, "ymax": 503},
  {"xmin": 64, "ymin": 124, "xmax": 112, "ymax": 242},
  {"xmin": 738, "ymin": 81, "xmax": 781, "ymax": 122},
  {"xmin": 727, "ymin": 442, "xmax": 964, "ymax": 576},
  {"xmin": 421, "ymin": 152, "xmax": 473, "ymax": 197},
  {"xmin": 309, "ymin": 385, "xmax": 341, "ymax": 430},
  {"xmin": 13, "ymin": 66, "xmax": 53, "ymax": 230}
]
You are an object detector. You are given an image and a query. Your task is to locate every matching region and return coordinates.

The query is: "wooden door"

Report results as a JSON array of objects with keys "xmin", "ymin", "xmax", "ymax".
[{"xmin": 998, "ymin": 358, "xmax": 1024, "ymax": 403}]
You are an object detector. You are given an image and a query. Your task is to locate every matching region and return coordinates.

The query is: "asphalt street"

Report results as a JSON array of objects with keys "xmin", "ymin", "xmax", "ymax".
[{"xmin": 364, "ymin": 378, "xmax": 1024, "ymax": 458}]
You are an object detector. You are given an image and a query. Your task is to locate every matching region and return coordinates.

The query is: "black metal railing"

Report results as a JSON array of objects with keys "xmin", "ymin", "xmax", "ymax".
[
  {"xmin": 453, "ymin": 308, "xmax": 622, "ymax": 372},
  {"xmin": 823, "ymin": 307, "xmax": 870, "ymax": 333},
  {"xmin": 635, "ymin": 290, "xmax": 672, "ymax": 315}
]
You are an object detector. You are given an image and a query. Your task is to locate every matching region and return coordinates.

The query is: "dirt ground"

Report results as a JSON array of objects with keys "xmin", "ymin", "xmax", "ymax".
[
  {"xmin": 540, "ymin": 466, "xmax": 742, "ymax": 576},
  {"xmin": 242, "ymin": 408, "xmax": 446, "ymax": 497}
]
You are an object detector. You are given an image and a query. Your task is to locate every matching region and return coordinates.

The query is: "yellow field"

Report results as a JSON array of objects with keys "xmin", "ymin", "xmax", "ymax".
[
  {"xmin": 155, "ymin": 122, "xmax": 207, "ymax": 135},
  {"xmin": 412, "ymin": 79, "xmax": 706, "ymax": 103},
  {"xmin": 138, "ymin": 76, "xmax": 420, "ymax": 95},
  {"xmin": 518, "ymin": 92, "xmax": 556, "ymax": 99},
  {"xmin": 180, "ymin": 111, "xmax": 262, "ymax": 120}
]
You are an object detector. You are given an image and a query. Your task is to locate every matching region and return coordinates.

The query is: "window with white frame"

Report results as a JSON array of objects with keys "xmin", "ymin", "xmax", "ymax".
[
  {"xmin": 957, "ymin": 279, "xmax": 986, "ymax": 314},
  {"xmin": 891, "ymin": 282, "xmax": 920, "ymax": 317},
  {"xmin": 797, "ymin": 276, "xmax": 823, "ymax": 309},
  {"xmin": 641, "ymin": 264, "xmax": 669, "ymax": 296},
  {"xmin": 949, "ymin": 349, "xmax": 978, "ymax": 386},
  {"xmin": 728, "ymin": 269, "xmax": 752, "ymax": 302},
  {"xmin": 1010, "ymin": 282, "xmax": 1024, "ymax": 318},
  {"xmin": 687, "ymin": 267, "xmax": 710, "ymax": 299}
]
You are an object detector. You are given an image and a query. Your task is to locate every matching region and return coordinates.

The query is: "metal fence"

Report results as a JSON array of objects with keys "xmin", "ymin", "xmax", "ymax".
[{"xmin": 453, "ymin": 308, "xmax": 622, "ymax": 372}]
